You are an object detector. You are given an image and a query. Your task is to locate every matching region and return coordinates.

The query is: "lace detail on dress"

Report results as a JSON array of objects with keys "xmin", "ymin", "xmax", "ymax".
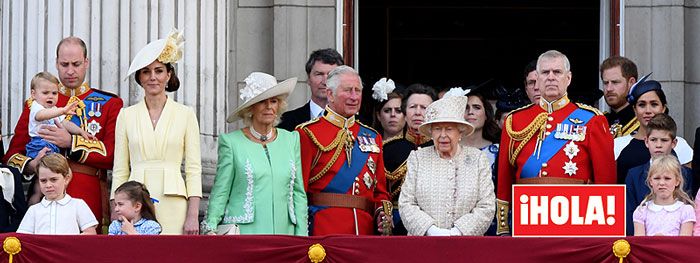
[
  {"xmin": 288, "ymin": 159, "xmax": 297, "ymax": 224},
  {"xmin": 223, "ymin": 159, "xmax": 255, "ymax": 223}
]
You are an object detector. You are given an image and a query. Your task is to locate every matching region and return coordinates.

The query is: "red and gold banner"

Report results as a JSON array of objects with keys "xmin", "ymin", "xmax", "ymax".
[{"xmin": 0, "ymin": 234, "xmax": 698, "ymax": 262}]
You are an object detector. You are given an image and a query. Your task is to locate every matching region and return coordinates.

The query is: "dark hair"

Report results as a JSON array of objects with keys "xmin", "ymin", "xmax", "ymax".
[
  {"xmin": 305, "ymin": 48, "xmax": 344, "ymax": 75},
  {"xmin": 646, "ymin": 113, "xmax": 677, "ymax": 139},
  {"xmin": 468, "ymin": 93, "xmax": 501, "ymax": 142},
  {"xmin": 135, "ymin": 63, "xmax": 180, "ymax": 92},
  {"xmin": 373, "ymin": 92, "xmax": 404, "ymax": 133},
  {"xmin": 402, "ymin": 83, "xmax": 438, "ymax": 113},
  {"xmin": 600, "ymin": 56, "xmax": 638, "ymax": 80},
  {"xmin": 115, "ymin": 181, "xmax": 158, "ymax": 222},
  {"xmin": 56, "ymin": 37, "xmax": 88, "ymax": 59},
  {"xmin": 523, "ymin": 59, "xmax": 537, "ymax": 79}
]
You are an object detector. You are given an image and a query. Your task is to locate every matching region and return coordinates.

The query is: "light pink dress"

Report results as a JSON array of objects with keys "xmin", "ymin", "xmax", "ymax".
[{"xmin": 633, "ymin": 200, "xmax": 695, "ymax": 236}]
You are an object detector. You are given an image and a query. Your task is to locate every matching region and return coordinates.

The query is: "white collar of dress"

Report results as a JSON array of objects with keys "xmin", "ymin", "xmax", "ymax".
[
  {"xmin": 646, "ymin": 200, "xmax": 683, "ymax": 212},
  {"xmin": 40, "ymin": 194, "xmax": 72, "ymax": 207}
]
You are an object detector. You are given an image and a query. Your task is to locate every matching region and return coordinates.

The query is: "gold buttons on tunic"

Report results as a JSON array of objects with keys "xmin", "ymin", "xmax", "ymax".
[
  {"xmin": 542, "ymin": 171, "xmax": 548, "ymax": 176},
  {"xmin": 541, "ymin": 163, "xmax": 548, "ymax": 168},
  {"xmin": 548, "ymin": 116, "xmax": 554, "ymax": 121}
]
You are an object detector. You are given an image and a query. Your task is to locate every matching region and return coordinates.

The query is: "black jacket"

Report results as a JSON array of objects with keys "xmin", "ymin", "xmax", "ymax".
[{"xmin": 278, "ymin": 102, "xmax": 311, "ymax": 131}]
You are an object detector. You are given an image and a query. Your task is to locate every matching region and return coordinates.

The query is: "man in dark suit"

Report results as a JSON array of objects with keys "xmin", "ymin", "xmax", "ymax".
[{"xmin": 278, "ymin": 48, "xmax": 344, "ymax": 131}]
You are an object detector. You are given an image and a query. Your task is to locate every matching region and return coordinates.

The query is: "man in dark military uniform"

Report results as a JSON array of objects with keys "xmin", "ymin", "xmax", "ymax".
[
  {"xmin": 600, "ymin": 56, "xmax": 640, "ymax": 138},
  {"xmin": 496, "ymin": 50, "xmax": 616, "ymax": 235}
]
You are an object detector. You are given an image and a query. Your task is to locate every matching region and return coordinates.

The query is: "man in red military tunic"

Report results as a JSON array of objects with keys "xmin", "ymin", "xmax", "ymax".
[
  {"xmin": 495, "ymin": 50, "xmax": 616, "ymax": 235},
  {"xmin": 3, "ymin": 37, "xmax": 123, "ymax": 232},
  {"xmin": 297, "ymin": 65, "xmax": 392, "ymax": 235}
]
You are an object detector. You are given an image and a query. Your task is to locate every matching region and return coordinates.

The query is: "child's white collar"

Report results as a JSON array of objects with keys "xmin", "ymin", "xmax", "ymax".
[
  {"xmin": 646, "ymin": 200, "xmax": 683, "ymax": 212},
  {"xmin": 40, "ymin": 194, "xmax": 72, "ymax": 207}
]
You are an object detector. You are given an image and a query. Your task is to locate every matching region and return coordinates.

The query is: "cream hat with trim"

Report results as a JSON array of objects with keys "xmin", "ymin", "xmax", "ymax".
[
  {"xmin": 226, "ymin": 72, "xmax": 297, "ymax": 123},
  {"xmin": 125, "ymin": 29, "xmax": 184, "ymax": 80},
  {"xmin": 418, "ymin": 95, "xmax": 474, "ymax": 138}
]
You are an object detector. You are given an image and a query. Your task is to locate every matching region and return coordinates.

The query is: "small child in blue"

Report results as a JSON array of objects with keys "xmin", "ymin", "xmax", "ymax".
[
  {"xmin": 26, "ymin": 72, "xmax": 95, "ymax": 158},
  {"xmin": 109, "ymin": 181, "xmax": 161, "ymax": 235}
]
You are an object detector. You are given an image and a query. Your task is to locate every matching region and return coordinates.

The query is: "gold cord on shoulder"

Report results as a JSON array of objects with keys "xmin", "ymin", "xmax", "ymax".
[
  {"xmin": 385, "ymin": 160, "xmax": 407, "ymax": 181},
  {"xmin": 620, "ymin": 117, "xmax": 640, "ymax": 137},
  {"xmin": 303, "ymin": 126, "xmax": 353, "ymax": 184},
  {"xmin": 385, "ymin": 160, "xmax": 408, "ymax": 200},
  {"xmin": 383, "ymin": 133, "xmax": 404, "ymax": 145},
  {"xmin": 505, "ymin": 112, "xmax": 548, "ymax": 165}
]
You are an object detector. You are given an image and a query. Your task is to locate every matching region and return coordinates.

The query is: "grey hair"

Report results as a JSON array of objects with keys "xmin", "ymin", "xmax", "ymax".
[
  {"xmin": 236, "ymin": 95, "xmax": 289, "ymax": 127},
  {"xmin": 457, "ymin": 124, "xmax": 469, "ymax": 134},
  {"xmin": 326, "ymin": 65, "xmax": 363, "ymax": 94},
  {"xmin": 536, "ymin": 50, "xmax": 570, "ymax": 72}
]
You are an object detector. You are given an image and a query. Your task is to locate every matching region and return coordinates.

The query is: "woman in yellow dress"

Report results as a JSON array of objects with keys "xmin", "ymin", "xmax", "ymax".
[{"xmin": 111, "ymin": 30, "xmax": 202, "ymax": 235}]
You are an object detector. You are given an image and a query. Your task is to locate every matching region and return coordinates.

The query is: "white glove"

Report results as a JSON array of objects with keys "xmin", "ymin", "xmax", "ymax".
[
  {"xmin": 426, "ymin": 225, "xmax": 451, "ymax": 236},
  {"xmin": 449, "ymin": 227, "xmax": 461, "ymax": 236}
]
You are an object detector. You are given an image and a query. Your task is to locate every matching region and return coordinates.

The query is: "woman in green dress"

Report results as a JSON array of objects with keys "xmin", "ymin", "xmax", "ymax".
[{"xmin": 202, "ymin": 72, "xmax": 308, "ymax": 235}]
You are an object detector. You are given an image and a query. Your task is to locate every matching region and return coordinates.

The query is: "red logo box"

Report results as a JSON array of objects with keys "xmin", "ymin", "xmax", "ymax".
[{"xmin": 512, "ymin": 185, "xmax": 626, "ymax": 237}]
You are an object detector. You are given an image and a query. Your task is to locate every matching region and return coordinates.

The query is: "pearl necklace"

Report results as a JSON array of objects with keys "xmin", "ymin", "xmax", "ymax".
[{"xmin": 250, "ymin": 127, "xmax": 273, "ymax": 142}]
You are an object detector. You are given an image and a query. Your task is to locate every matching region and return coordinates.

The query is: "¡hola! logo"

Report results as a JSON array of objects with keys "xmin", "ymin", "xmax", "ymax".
[{"xmin": 512, "ymin": 185, "xmax": 626, "ymax": 237}]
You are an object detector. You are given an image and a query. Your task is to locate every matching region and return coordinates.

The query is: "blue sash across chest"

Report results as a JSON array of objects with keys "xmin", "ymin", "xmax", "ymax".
[
  {"xmin": 322, "ymin": 125, "xmax": 374, "ymax": 194},
  {"xmin": 520, "ymin": 108, "xmax": 594, "ymax": 178},
  {"xmin": 68, "ymin": 91, "xmax": 111, "ymax": 128}
]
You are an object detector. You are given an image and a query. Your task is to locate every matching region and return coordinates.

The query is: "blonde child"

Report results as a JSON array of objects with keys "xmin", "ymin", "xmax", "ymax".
[
  {"xmin": 109, "ymin": 181, "xmax": 161, "ymax": 235},
  {"xmin": 16, "ymin": 153, "xmax": 98, "ymax": 234},
  {"xmin": 26, "ymin": 72, "xmax": 94, "ymax": 158},
  {"xmin": 633, "ymin": 154, "xmax": 695, "ymax": 236}
]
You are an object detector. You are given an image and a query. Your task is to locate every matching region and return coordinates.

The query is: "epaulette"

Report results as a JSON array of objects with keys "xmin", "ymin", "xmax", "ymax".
[
  {"xmin": 91, "ymin": 88, "xmax": 119, "ymax": 98},
  {"xmin": 506, "ymin": 103, "xmax": 534, "ymax": 117},
  {"xmin": 294, "ymin": 117, "xmax": 321, "ymax": 130},
  {"xmin": 576, "ymin": 103, "xmax": 603, "ymax": 115},
  {"xmin": 25, "ymin": 98, "xmax": 34, "ymax": 108},
  {"xmin": 357, "ymin": 121, "xmax": 379, "ymax": 135},
  {"xmin": 383, "ymin": 133, "xmax": 404, "ymax": 145}
]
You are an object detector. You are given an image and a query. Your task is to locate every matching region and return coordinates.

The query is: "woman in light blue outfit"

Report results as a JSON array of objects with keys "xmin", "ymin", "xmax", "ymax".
[{"xmin": 203, "ymin": 72, "xmax": 307, "ymax": 235}]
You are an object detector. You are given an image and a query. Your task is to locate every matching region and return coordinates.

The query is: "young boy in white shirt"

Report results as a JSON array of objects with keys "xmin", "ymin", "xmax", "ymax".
[{"xmin": 17, "ymin": 153, "xmax": 97, "ymax": 234}]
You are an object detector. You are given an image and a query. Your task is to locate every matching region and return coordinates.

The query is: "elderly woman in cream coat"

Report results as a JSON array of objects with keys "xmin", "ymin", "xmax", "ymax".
[{"xmin": 399, "ymin": 95, "xmax": 495, "ymax": 236}]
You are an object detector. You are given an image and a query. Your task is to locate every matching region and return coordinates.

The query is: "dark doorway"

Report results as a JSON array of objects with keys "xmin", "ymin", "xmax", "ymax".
[{"xmin": 358, "ymin": 0, "xmax": 600, "ymax": 107}]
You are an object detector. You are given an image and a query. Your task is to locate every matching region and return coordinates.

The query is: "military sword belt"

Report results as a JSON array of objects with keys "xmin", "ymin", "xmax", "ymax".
[
  {"xmin": 68, "ymin": 160, "xmax": 101, "ymax": 177},
  {"xmin": 308, "ymin": 192, "xmax": 374, "ymax": 213},
  {"xmin": 516, "ymin": 177, "xmax": 588, "ymax": 184}
]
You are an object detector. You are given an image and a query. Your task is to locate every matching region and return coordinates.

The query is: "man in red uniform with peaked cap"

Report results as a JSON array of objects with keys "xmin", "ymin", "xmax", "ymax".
[
  {"xmin": 496, "ymin": 50, "xmax": 616, "ymax": 235},
  {"xmin": 3, "ymin": 37, "xmax": 123, "ymax": 232},
  {"xmin": 297, "ymin": 65, "xmax": 392, "ymax": 235}
]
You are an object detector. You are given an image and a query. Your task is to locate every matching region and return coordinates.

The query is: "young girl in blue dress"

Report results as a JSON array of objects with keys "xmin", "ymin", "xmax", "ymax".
[
  {"xmin": 633, "ymin": 154, "xmax": 695, "ymax": 236},
  {"xmin": 109, "ymin": 181, "xmax": 161, "ymax": 235}
]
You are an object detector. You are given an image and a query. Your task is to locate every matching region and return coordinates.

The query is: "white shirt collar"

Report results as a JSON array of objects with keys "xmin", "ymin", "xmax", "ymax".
[
  {"xmin": 646, "ymin": 200, "xmax": 684, "ymax": 212},
  {"xmin": 309, "ymin": 100, "xmax": 324, "ymax": 119},
  {"xmin": 40, "ymin": 194, "xmax": 72, "ymax": 207}
]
